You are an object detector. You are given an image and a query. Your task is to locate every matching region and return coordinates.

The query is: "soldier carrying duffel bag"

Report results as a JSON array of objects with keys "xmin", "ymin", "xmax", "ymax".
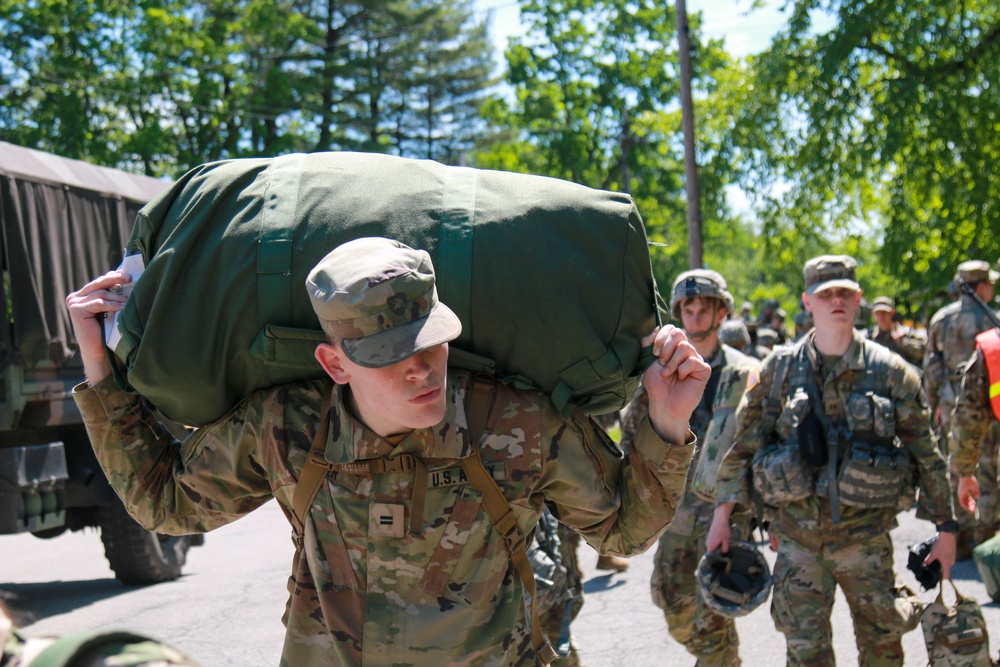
[{"xmin": 67, "ymin": 156, "xmax": 709, "ymax": 667}]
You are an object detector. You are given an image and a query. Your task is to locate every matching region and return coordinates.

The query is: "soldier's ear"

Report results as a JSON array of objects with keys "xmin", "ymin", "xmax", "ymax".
[{"xmin": 315, "ymin": 342, "xmax": 350, "ymax": 385}]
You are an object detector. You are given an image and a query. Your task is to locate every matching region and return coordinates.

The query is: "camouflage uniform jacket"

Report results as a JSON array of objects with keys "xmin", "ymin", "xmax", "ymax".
[
  {"xmin": 924, "ymin": 297, "xmax": 994, "ymax": 415},
  {"xmin": 74, "ymin": 370, "xmax": 693, "ymax": 667},
  {"xmin": 949, "ymin": 348, "xmax": 995, "ymax": 477},
  {"xmin": 869, "ymin": 325, "xmax": 925, "ymax": 370},
  {"xmin": 716, "ymin": 329, "xmax": 954, "ymax": 542},
  {"xmin": 621, "ymin": 344, "xmax": 760, "ymax": 536}
]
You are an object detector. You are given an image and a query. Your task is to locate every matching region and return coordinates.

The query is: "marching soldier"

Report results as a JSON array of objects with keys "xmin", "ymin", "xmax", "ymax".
[
  {"xmin": 707, "ymin": 255, "xmax": 956, "ymax": 667},
  {"xmin": 622, "ymin": 270, "xmax": 760, "ymax": 667},
  {"xmin": 924, "ymin": 259, "xmax": 999, "ymax": 557},
  {"xmin": 868, "ymin": 296, "xmax": 925, "ymax": 369},
  {"xmin": 67, "ymin": 237, "xmax": 707, "ymax": 667}
]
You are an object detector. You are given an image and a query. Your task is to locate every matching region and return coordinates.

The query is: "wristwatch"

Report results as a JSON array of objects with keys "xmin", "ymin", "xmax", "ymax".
[{"xmin": 936, "ymin": 520, "xmax": 960, "ymax": 534}]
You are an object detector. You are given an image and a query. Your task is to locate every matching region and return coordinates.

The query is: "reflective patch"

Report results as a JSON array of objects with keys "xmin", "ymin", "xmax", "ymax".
[
  {"xmin": 369, "ymin": 503, "xmax": 405, "ymax": 537},
  {"xmin": 428, "ymin": 462, "xmax": 506, "ymax": 488}
]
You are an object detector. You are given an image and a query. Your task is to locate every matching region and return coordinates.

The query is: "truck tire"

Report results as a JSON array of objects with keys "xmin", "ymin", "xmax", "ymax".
[{"xmin": 98, "ymin": 503, "xmax": 191, "ymax": 584}]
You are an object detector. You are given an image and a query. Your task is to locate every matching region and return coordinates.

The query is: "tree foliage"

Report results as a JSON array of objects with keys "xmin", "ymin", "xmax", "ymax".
[
  {"xmin": 722, "ymin": 0, "xmax": 1000, "ymax": 302},
  {"xmin": 0, "ymin": 0, "xmax": 496, "ymax": 175},
  {"xmin": 473, "ymin": 0, "xmax": 744, "ymax": 296}
]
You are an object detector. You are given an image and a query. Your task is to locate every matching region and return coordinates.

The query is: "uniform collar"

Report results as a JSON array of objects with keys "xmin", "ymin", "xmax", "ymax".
[
  {"xmin": 804, "ymin": 328, "xmax": 866, "ymax": 378},
  {"xmin": 324, "ymin": 370, "xmax": 472, "ymax": 464}
]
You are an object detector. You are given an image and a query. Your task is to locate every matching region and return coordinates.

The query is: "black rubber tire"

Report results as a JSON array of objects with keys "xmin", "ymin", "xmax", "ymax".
[{"xmin": 98, "ymin": 502, "xmax": 191, "ymax": 584}]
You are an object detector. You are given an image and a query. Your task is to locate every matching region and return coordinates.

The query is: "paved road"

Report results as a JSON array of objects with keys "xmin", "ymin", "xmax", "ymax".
[{"xmin": 3, "ymin": 500, "xmax": 998, "ymax": 665}]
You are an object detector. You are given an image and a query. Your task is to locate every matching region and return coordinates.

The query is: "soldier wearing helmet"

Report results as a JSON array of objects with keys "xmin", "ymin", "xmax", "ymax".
[
  {"xmin": 622, "ymin": 268, "xmax": 760, "ymax": 667},
  {"xmin": 924, "ymin": 260, "xmax": 1000, "ymax": 558}
]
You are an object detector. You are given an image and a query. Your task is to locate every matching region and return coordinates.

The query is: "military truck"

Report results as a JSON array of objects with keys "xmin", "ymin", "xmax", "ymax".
[{"xmin": 0, "ymin": 141, "xmax": 199, "ymax": 583}]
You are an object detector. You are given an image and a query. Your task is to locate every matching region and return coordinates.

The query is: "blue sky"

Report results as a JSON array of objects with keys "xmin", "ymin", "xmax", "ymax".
[{"xmin": 473, "ymin": 0, "xmax": 830, "ymax": 59}]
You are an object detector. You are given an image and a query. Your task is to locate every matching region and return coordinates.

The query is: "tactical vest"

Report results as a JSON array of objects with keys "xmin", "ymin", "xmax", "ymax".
[
  {"xmin": 975, "ymin": 329, "xmax": 1000, "ymax": 422},
  {"xmin": 751, "ymin": 336, "xmax": 917, "ymax": 522},
  {"xmin": 688, "ymin": 345, "xmax": 760, "ymax": 503}
]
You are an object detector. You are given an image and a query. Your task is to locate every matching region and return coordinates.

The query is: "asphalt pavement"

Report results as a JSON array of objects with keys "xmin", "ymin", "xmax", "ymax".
[{"xmin": 3, "ymin": 501, "xmax": 999, "ymax": 666}]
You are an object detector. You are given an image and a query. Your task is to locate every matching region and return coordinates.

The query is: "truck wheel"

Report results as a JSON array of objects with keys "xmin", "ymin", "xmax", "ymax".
[{"xmin": 98, "ymin": 503, "xmax": 191, "ymax": 584}]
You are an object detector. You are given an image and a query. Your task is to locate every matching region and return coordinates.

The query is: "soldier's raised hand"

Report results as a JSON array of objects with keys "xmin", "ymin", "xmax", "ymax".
[
  {"xmin": 641, "ymin": 324, "xmax": 710, "ymax": 444},
  {"xmin": 65, "ymin": 271, "xmax": 130, "ymax": 384}
]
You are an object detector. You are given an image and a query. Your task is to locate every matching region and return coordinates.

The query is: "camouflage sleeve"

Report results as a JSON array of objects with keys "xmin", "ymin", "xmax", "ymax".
[
  {"xmin": 73, "ymin": 376, "xmax": 279, "ymax": 534},
  {"xmin": 537, "ymin": 402, "xmax": 694, "ymax": 558},
  {"xmin": 923, "ymin": 319, "xmax": 944, "ymax": 412},
  {"xmin": 891, "ymin": 359, "xmax": 955, "ymax": 524},
  {"xmin": 948, "ymin": 348, "xmax": 993, "ymax": 478},
  {"xmin": 714, "ymin": 354, "xmax": 775, "ymax": 510}
]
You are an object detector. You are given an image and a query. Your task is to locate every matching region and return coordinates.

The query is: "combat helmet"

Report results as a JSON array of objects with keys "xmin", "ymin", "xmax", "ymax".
[
  {"xmin": 696, "ymin": 541, "xmax": 772, "ymax": 618},
  {"xmin": 670, "ymin": 270, "xmax": 735, "ymax": 320}
]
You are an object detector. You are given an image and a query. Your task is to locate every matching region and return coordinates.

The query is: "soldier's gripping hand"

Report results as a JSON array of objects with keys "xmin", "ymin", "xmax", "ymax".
[
  {"xmin": 705, "ymin": 502, "xmax": 735, "ymax": 554},
  {"xmin": 957, "ymin": 476, "xmax": 980, "ymax": 513},
  {"xmin": 66, "ymin": 270, "xmax": 131, "ymax": 385},
  {"xmin": 641, "ymin": 324, "xmax": 710, "ymax": 444}
]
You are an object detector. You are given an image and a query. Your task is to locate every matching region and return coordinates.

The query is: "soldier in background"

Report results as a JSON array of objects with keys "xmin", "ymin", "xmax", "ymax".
[
  {"xmin": 708, "ymin": 254, "xmax": 956, "ymax": 667},
  {"xmin": 622, "ymin": 269, "xmax": 760, "ymax": 667},
  {"xmin": 947, "ymin": 311, "xmax": 1000, "ymax": 555},
  {"xmin": 770, "ymin": 308, "xmax": 788, "ymax": 345},
  {"xmin": 749, "ymin": 327, "xmax": 779, "ymax": 360},
  {"xmin": 792, "ymin": 310, "xmax": 813, "ymax": 342},
  {"xmin": 868, "ymin": 296, "xmax": 925, "ymax": 369},
  {"xmin": 924, "ymin": 260, "xmax": 998, "ymax": 557},
  {"xmin": 719, "ymin": 319, "xmax": 751, "ymax": 353}
]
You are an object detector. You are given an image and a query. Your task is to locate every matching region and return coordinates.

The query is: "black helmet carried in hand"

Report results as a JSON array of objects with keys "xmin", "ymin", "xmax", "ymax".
[
  {"xmin": 696, "ymin": 541, "xmax": 773, "ymax": 618},
  {"xmin": 907, "ymin": 535, "xmax": 942, "ymax": 591}
]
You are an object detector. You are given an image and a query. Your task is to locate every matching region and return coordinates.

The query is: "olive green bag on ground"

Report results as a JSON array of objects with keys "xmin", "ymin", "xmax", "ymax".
[{"xmin": 110, "ymin": 152, "xmax": 663, "ymax": 426}]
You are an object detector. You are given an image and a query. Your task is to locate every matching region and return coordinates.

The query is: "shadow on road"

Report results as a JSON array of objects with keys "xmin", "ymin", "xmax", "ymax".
[
  {"xmin": 0, "ymin": 578, "xmax": 138, "ymax": 625},
  {"xmin": 583, "ymin": 573, "xmax": 628, "ymax": 594}
]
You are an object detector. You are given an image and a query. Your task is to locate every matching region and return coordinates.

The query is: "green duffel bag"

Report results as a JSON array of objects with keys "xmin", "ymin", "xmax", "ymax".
[{"xmin": 111, "ymin": 152, "xmax": 664, "ymax": 427}]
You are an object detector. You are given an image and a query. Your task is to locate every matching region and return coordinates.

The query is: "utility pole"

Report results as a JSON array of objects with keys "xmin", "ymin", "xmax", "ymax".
[
  {"xmin": 676, "ymin": 0, "xmax": 703, "ymax": 268},
  {"xmin": 621, "ymin": 105, "xmax": 631, "ymax": 194}
]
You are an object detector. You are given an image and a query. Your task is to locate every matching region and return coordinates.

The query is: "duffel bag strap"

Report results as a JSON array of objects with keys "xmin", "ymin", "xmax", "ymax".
[{"xmin": 460, "ymin": 375, "xmax": 559, "ymax": 666}]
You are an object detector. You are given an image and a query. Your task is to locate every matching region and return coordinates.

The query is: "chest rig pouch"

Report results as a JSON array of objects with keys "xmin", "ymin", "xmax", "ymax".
[
  {"xmin": 751, "ymin": 348, "xmax": 816, "ymax": 507},
  {"xmin": 820, "ymin": 343, "xmax": 916, "ymax": 513},
  {"xmin": 836, "ymin": 385, "xmax": 913, "ymax": 510}
]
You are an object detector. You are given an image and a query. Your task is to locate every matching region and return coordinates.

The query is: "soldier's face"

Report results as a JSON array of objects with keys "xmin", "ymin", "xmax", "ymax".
[
  {"xmin": 318, "ymin": 342, "xmax": 450, "ymax": 438},
  {"xmin": 803, "ymin": 287, "xmax": 861, "ymax": 329},
  {"xmin": 873, "ymin": 309, "xmax": 894, "ymax": 331},
  {"xmin": 680, "ymin": 297, "xmax": 726, "ymax": 340}
]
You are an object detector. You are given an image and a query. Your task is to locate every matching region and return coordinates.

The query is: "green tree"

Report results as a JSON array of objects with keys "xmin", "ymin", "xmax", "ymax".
[
  {"xmin": 474, "ymin": 0, "xmax": 737, "ymax": 293},
  {"xmin": 0, "ymin": 0, "xmax": 496, "ymax": 175},
  {"xmin": 722, "ymin": 0, "xmax": 1000, "ymax": 301}
]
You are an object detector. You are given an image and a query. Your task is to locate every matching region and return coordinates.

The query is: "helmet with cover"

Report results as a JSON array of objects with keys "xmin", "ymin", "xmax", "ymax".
[
  {"xmin": 670, "ymin": 270, "xmax": 735, "ymax": 320},
  {"xmin": 696, "ymin": 541, "xmax": 773, "ymax": 618}
]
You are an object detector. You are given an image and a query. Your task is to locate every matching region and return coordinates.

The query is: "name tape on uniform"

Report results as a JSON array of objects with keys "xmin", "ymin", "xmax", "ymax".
[{"xmin": 428, "ymin": 463, "xmax": 506, "ymax": 489}]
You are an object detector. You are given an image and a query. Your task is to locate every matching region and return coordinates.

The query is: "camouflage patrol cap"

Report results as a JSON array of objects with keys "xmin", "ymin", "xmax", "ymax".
[
  {"xmin": 306, "ymin": 237, "xmax": 462, "ymax": 368},
  {"xmin": 670, "ymin": 269, "xmax": 735, "ymax": 319},
  {"xmin": 871, "ymin": 296, "xmax": 895, "ymax": 313},
  {"xmin": 957, "ymin": 259, "xmax": 999, "ymax": 285},
  {"xmin": 803, "ymin": 254, "xmax": 860, "ymax": 295}
]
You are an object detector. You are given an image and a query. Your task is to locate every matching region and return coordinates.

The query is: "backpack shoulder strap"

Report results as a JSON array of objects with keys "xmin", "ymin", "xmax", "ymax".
[
  {"xmin": 288, "ymin": 394, "xmax": 332, "ymax": 580},
  {"xmin": 460, "ymin": 375, "xmax": 558, "ymax": 666}
]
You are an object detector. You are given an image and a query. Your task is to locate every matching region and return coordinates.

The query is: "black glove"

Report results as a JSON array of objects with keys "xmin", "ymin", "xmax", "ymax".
[{"xmin": 907, "ymin": 534, "xmax": 942, "ymax": 591}]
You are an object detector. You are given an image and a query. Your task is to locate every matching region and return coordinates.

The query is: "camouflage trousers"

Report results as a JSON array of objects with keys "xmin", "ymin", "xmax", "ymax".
[
  {"xmin": 541, "ymin": 526, "xmax": 585, "ymax": 667},
  {"xmin": 953, "ymin": 421, "xmax": 1000, "ymax": 553},
  {"xmin": 771, "ymin": 531, "xmax": 920, "ymax": 667},
  {"xmin": 650, "ymin": 510, "xmax": 744, "ymax": 667}
]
